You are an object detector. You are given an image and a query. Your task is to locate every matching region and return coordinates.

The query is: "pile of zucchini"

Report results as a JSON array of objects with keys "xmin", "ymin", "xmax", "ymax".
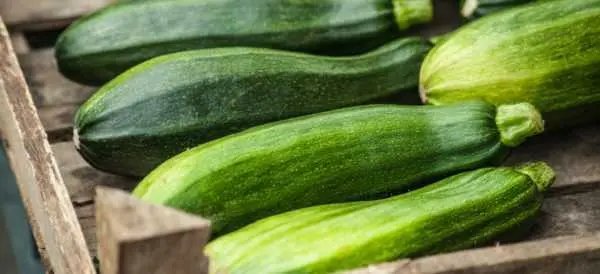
[{"xmin": 56, "ymin": 0, "xmax": 600, "ymax": 273}]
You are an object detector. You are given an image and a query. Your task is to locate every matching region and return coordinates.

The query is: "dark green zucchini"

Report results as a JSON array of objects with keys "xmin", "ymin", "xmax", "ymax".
[
  {"xmin": 421, "ymin": 0, "xmax": 600, "ymax": 129},
  {"xmin": 460, "ymin": 0, "xmax": 536, "ymax": 19},
  {"xmin": 55, "ymin": 0, "xmax": 433, "ymax": 85},
  {"xmin": 74, "ymin": 37, "xmax": 432, "ymax": 177},
  {"xmin": 205, "ymin": 162, "xmax": 555, "ymax": 274},
  {"xmin": 133, "ymin": 101, "xmax": 544, "ymax": 236}
]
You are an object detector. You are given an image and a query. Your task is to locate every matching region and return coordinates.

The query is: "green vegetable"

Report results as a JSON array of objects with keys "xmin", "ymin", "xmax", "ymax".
[
  {"xmin": 55, "ymin": 0, "xmax": 433, "ymax": 85},
  {"xmin": 460, "ymin": 0, "xmax": 536, "ymax": 19},
  {"xmin": 74, "ymin": 37, "xmax": 432, "ymax": 177},
  {"xmin": 421, "ymin": 0, "xmax": 600, "ymax": 129},
  {"xmin": 132, "ymin": 101, "xmax": 544, "ymax": 236},
  {"xmin": 206, "ymin": 162, "xmax": 555, "ymax": 274},
  {"xmin": 428, "ymin": 32, "xmax": 453, "ymax": 45}
]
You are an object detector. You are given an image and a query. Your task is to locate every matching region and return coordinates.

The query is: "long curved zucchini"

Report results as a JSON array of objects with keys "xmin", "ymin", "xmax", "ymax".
[
  {"xmin": 133, "ymin": 101, "xmax": 544, "ymax": 236},
  {"xmin": 421, "ymin": 0, "xmax": 600, "ymax": 129},
  {"xmin": 206, "ymin": 162, "xmax": 555, "ymax": 274},
  {"xmin": 55, "ymin": 0, "xmax": 433, "ymax": 85},
  {"xmin": 74, "ymin": 37, "xmax": 432, "ymax": 177}
]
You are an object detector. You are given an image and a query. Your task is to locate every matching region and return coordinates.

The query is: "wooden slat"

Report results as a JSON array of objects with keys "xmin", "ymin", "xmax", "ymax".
[
  {"xmin": 507, "ymin": 125, "xmax": 600, "ymax": 195},
  {"xmin": 17, "ymin": 49, "xmax": 96, "ymax": 140},
  {"xmin": 52, "ymin": 142, "xmax": 137, "ymax": 257},
  {"xmin": 532, "ymin": 190, "xmax": 600, "ymax": 240},
  {"xmin": 52, "ymin": 142, "xmax": 137, "ymax": 205},
  {"xmin": 38, "ymin": 105, "xmax": 78, "ymax": 137},
  {"xmin": 0, "ymin": 0, "xmax": 114, "ymax": 31},
  {"xmin": 96, "ymin": 187, "xmax": 210, "ymax": 274},
  {"xmin": 19, "ymin": 49, "xmax": 95, "ymax": 107},
  {"xmin": 0, "ymin": 18, "xmax": 95, "ymax": 274},
  {"xmin": 9, "ymin": 31, "xmax": 29, "ymax": 54}
]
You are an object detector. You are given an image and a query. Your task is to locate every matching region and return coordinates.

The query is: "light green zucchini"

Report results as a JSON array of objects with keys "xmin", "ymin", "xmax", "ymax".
[
  {"xmin": 132, "ymin": 101, "xmax": 544, "ymax": 236},
  {"xmin": 206, "ymin": 162, "xmax": 555, "ymax": 274},
  {"xmin": 420, "ymin": 0, "xmax": 600, "ymax": 129}
]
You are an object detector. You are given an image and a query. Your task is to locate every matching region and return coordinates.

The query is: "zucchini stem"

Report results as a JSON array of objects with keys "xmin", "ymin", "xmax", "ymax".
[
  {"xmin": 515, "ymin": 162, "xmax": 556, "ymax": 193},
  {"xmin": 495, "ymin": 103, "xmax": 544, "ymax": 147},
  {"xmin": 392, "ymin": 0, "xmax": 434, "ymax": 30}
]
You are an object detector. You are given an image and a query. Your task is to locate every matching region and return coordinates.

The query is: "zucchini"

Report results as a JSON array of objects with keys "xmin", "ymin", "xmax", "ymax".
[
  {"xmin": 206, "ymin": 162, "xmax": 556, "ymax": 274},
  {"xmin": 420, "ymin": 0, "xmax": 600, "ymax": 129},
  {"xmin": 74, "ymin": 37, "xmax": 432, "ymax": 177},
  {"xmin": 132, "ymin": 101, "xmax": 544, "ymax": 236},
  {"xmin": 460, "ymin": 0, "xmax": 535, "ymax": 19},
  {"xmin": 55, "ymin": 0, "xmax": 433, "ymax": 85}
]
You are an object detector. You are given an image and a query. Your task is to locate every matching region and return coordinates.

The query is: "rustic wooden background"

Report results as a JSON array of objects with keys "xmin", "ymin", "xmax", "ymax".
[{"xmin": 0, "ymin": 0, "xmax": 599, "ymax": 273}]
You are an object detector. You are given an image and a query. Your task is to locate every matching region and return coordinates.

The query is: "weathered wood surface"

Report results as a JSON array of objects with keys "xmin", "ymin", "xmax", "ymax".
[
  {"xmin": 0, "ymin": 19, "xmax": 95, "ymax": 274},
  {"xmin": 96, "ymin": 187, "xmax": 210, "ymax": 274},
  {"xmin": 347, "ymin": 233, "xmax": 600, "ymax": 274},
  {"xmin": 52, "ymin": 142, "xmax": 137, "ymax": 257},
  {"xmin": 9, "ymin": 31, "xmax": 29, "ymax": 54},
  {"xmin": 0, "ymin": 0, "xmax": 114, "ymax": 30},
  {"xmin": 507, "ymin": 125, "xmax": 600, "ymax": 195},
  {"xmin": 17, "ymin": 49, "xmax": 96, "ymax": 140},
  {"xmin": 19, "ymin": 49, "xmax": 95, "ymax": 106}
]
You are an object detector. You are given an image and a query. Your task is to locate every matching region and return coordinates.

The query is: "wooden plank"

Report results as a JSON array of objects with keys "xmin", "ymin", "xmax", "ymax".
[
  {"xmin": 38, "ymin": 105, "xmax": 77, "ymax": 139},
  {"xmin": 16, "ymin": 49, "xmax": 95, "ymax": 141},
  {"xmin": 9, "ymin": 31, "xmax": 29, "ymax": 54},
  {"xmin": 52, "ymin": 142, "xmax": 137, "ymax": 257},
  {"xmin": 0, "ymin": 0, "xmax": 114, "ymax": 30},
  {"xmin": 507, "ymin": 125, "xmax": 600, "ymax": 195},
  {"xmin": 19, "ymin": 49, "xmax": 95, "ymax": 107},
  {"xmin": 0, "ymin": 18, "xmax": 95, "ymax": 274},
  {"xmin": 96, "ymin": 187, "xmax": 210, "ymax": 274},
  {"xmin": 52, "ymin": 142, "xmax": 137, "ymax": 205},
  {"xmin": 531, "ymin": 190, "xmax": 600, "ymax": 240}
]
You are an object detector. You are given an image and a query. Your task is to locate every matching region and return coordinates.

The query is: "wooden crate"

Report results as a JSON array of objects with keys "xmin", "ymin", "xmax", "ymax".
[{"xmin": 0, "ymin": 1, "xmax": 599, "ymax": 273}]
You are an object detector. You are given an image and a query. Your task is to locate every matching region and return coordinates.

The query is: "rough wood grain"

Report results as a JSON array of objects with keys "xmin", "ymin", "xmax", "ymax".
[
  {"xmin": 347, "ymin": 232, "xmax": 600, "ymax": 274},
  {"xmin": 0, "ymin": 18, "xmax": 95, "ymax": 274},
  {"xmin": 52, "ymin": 142, "xmax": 137, "ymax": 205},
  {"xmin": 96, "ymin": 187, "xmax": 211, "ymax": 274},
  {"xmin": 507, "ymin": 125, "xmax": 600, "ymax": 195},
  {"xmin": 19, "ymin": 49, "xmax": 95, "ymax": 107},
  {"xmin": 16, "ymin": 49, "xmax": 96, "ymax": 141},
  {"xmin": 38, "ymin": 105, "xmax": 78, "ymax": 139},
  {"xmin": 0, "ymin": 0, "xmax": 114, "ymax": 30},
  {"xmin": 9, "ymin": 31, "xmax": 29, "ymax": 54},
  {"xmin": 531, "ymin": 190, "xmax": 600, "ymax": 240},
  {"xmin": 52, "ymin": 141, "xmax": 137, "ymax": 257}
]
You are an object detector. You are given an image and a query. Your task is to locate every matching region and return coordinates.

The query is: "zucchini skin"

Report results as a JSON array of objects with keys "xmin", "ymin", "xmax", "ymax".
[
  {"xmin": 74, "ymin": 37, "xmax": 432, "ymax": 177},
  {"xmin": 133, "ymin": 101, "xmax": 543, "ymax": 236},
  {"xmin": 460, "ymin": 0, "xmax": 536, "ymax": 19},
  {"xmin": 205, "ymin": 163, "xmax": 555, "ymax": 274},
  {"xmin": 55, "ymin": 0, "xmax": 433, "ymax": 85},
  {"xmin": 421, "ymin": 0, "xmax": 600, "ymax": 129}
]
